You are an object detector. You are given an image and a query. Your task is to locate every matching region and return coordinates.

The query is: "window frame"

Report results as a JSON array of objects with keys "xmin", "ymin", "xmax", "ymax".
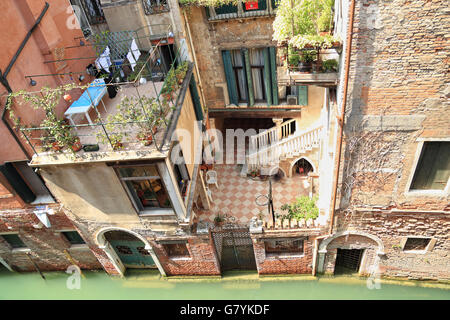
[
  {"xmin": 59, "ymin": 230, "xmax": 87, "ymax": 249},
  {"xmin": 142, "ymin": 0, "xmax": 170, "ymax": 15},
  {"xmin": 263, "ymin": 237, "xmax": 305, "ymax": 258},
  {"xmin": 405, "ymin": 139, "xmax": 450, "ymax": 197},
  {"xmin": 401, "ymin": 236, "xmax": 435, "ymax": 254},
  {"xmin": 114, "ymin": 163, "xmax": 175, "ymax": 216},
  {"xmin": 0, "ymin": 233, "xmax": 30, "ymax": 252},
  {"xmin": 161, "ymin": 240, "xmax": 191, "ymax": 260}
]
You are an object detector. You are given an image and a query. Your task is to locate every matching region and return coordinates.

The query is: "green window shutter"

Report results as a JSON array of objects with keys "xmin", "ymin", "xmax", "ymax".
[
  {"xmin": 221, "ymin": 50, "xmax": 238, "ymax": 105},
  {"xmin": 411, "ymin": 142, "xmax": 450, "ymax": 190},
  {"xmin": 62, "ymin": 231, "xmax": 85, "ymax": 245},
  {"xmin": 269, "ymin": 47, "xmax": 278, "ymax": 105},
  {"xmin": 297, "ymin": 85, "xmax": 308, "ymax": 106},
  {"xmin": 243, "ymin": 49, "xmax": 254, "ymax": 107},
  {"xmin": 215, "ymin": 3, "xmax": 238, "ymax": 14},
  {"xmin": 189, "ymin": 75, "xmax": 204, "ymax": 120},
  {"xmin": 263, "ymin": 48, "xmax": 272, "ymax": 106}
]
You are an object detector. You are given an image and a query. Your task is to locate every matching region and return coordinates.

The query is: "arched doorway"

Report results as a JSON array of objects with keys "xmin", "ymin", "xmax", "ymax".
[
  {"xmin": 292, "ymin": 158, "xmax": 314, "ymax": 176},
  {"xmin": 104, "ymin": 230, "xmax": 156, "ymax": 269},
  {"xmin": 96, "ymin": 227, "xmax": 166, "ymax": 276}
]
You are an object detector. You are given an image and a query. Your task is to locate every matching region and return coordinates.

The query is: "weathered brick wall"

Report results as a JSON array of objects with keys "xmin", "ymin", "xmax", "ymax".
[
  {"xmin": 0, "ymin": 206, "xmax": 102, "ymax": 272},
  {"xmin": 328, "ymin": 0, "xmax": 450, "ymax": 281},
  {"xmin": 184, "ymin": 7, "xmax": 276, "ymax": 109},
  {"xmin": 150, "ymin": 235, "xmax": 221, "ymax": 276},
  {"xmin": 251, "ymin": 236, "xmax": 314, "ymax": 275},
  {"xmin": 331, "ymin": 209, "xmax": 450, "ymax": 280},
  {"xmin": 339, "ymin": 0, "xmax": 450, "ymax": 208}
]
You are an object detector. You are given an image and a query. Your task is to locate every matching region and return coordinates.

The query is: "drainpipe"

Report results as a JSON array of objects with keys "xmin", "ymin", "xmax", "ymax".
[
  {"xmin": 328, "ymin": 0, "xmax": 356, "ymax": 235},
  {"xmin": 182, "ymin": 10, "xmax": 207, "ymax": 111},
  {"xmin": 0, "ymin": 2, "xmax": 50, "ymax": 161}
]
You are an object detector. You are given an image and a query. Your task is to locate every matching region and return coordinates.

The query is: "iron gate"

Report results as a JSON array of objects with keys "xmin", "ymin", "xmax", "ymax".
[{"xmin": 212, "ymin": 227, "xmax": 257, "ymax": 271}]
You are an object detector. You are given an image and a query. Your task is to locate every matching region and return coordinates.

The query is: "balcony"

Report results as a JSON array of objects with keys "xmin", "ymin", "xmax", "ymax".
[
  {"xmin": 10, "ymin": 35, "xmax": 191, "ymax": 166},
  {"xmin": 203, "ymin": 0, "xmax": 277, "ymax": 22},
  {"xmin": 277, "ymin": 39, "xmax": 342, "ymax": 87}
]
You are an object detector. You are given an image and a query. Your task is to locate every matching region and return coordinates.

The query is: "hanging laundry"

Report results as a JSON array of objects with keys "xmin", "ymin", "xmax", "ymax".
[
  {"xmin": 95, "ymin": 46, "xmax": 112, "ymax": 73},
  {"xmin": 127, "ymin": 39, "xmax": 141, "ymax": 71}
]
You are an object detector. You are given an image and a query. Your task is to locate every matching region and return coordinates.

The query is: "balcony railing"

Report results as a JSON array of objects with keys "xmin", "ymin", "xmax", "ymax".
[
  {"xmin": 10, "ymin": 39, "xmax": 190, "ymax": 159},
  {"xmin": 206, "ymin": 0, "xmax": 276, "ymax": 21}
]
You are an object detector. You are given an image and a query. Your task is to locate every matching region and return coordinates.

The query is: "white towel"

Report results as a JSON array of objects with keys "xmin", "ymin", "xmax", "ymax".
[
  {"xmin": 95, "ymin": 46, "xmax": 112, "ymax": 73},
  {"xmin": 127, "ymin": 51, "xmax": 137, "ymax": 71}
]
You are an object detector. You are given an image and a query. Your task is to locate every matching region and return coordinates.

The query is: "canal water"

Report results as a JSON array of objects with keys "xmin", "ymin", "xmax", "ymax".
[{"xmin": 0, "ymin": 269, "xmax": 449, "ymax": 300}]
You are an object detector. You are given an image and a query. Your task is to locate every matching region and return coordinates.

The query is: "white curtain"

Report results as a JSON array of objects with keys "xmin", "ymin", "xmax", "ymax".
[{"xmin": 249, "ymin": 48, "xmax": 265, "ymax": 101}]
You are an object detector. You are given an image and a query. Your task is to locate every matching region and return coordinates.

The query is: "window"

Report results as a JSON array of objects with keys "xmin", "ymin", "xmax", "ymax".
[
  {"xmin": 403, "ymin": 238, "xmax": 431, "ymax": 251},
  {"xmin": 1, "ymin": 234, "xmax": 27, "ymax": 250},
  {"xmin": 222, "ymin": 47, "xmax": 278, "ymax": 106},
  {"xmin": 0, "ymin": 162, "xmax": 54, "ymax": 204},
  {"xmin": 142, "ymin": 0, "xmax": 169, "ymax": 15},
  {"xmin": 264, "ymin": 238, "xmax": 304, "ymax": 256},
  {"xmin": 171, "ymin": 145, "xmax": 190, "ymax": 198},
  {"xmin": 62, "ymin": 231, "xmax": 86, "ymax": 245},
  {"xmin": 117, "ymin": 165, "xmax": 173, "ymax": 213},
  {"xmin": 80, "ymin": 0, "xmax": 105, "ymax": 25},
  {"xmin": 162, "ymin": 242, "xmax": 190, "ymax": 258},
  {"xmin": 410, "ymin": 142, "xmax": 450, "ymax": 191}
]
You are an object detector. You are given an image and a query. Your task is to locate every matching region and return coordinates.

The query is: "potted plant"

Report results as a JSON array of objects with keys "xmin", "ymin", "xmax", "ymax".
[
  {"xmin": 71, "ymin": 137, "xmax": 83, "ymax": 152},
  {"xmin": 214, "ymin": 213, "xmax": 225, "ymax": 227},
  {"xmin": 322, "ymin": 59, "xmax": 338, "ymax": 73},
  {"xmin": 298, "ymin": 50, "xmax": 316, "ymax": 73}
]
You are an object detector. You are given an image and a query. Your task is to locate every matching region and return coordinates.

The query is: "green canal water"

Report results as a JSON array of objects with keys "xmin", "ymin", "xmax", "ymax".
[{"xmin": 0, "ymin": 269, "xmax": 449, "ymax": 300}]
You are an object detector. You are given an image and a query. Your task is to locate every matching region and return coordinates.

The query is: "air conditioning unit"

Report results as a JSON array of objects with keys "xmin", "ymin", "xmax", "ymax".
[{"xmin": 287, "ymin": 95, "xmax": 298, "ymax": 105}]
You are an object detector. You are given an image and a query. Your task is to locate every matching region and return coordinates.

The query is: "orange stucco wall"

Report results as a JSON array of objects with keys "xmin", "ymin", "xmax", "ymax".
[{"xmin": 0, "ymin": 0, "xmax": 96, "ymax": 163}]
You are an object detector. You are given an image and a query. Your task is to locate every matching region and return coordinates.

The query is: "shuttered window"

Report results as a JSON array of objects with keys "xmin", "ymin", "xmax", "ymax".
[
  {"xmin": 410, "ymin": 142, "xmax": 450, "ymax": 190},
  {"xmin": 62, "ymin": 231, "xmax": 85, "ymax": 245},
  {"xmin": 215, "ymin": 3, "xmax": 238, "ymax": 14},
  {"xmin": 189, "ymin": 75, "xmax": 203, "ymax": 120},
  {"xmin": 297, "ymin": 85, "xmax": 308, "ymax": 106},
  {"xmin": 223, "ymin": 47, "xmax": 278, "ymax": 106}
]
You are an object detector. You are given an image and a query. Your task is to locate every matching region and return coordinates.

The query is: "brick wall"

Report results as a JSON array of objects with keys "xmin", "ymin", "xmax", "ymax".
[
  {"xmin": 330, "ymin": 209, "xmax": 450, "ymax": 280},
  {"xmin": 329, "ymin": 0, "xmax": 450, "ymax": 281},
  {"xmin": 184, "ymin": 7, "xmax": 276, "ymax": 109},
  {"xmin": 150, "ymin": 235, "xmax": 221, "ymax": 276},
  {"xmin": 251, "ymin": 235, "xmax": 314, "ymax": 275},
  {"xmin": 0, "ymin": 206, "xmax": 102, "ymax": 272}
]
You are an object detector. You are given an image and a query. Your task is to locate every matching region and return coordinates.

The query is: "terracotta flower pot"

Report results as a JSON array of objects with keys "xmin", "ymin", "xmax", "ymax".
[
  {"xmin": 71, "ymin": 139, "xmax": 82, "ymax": 152},
  {"xmin": 112, "ymin": 142, "xmax": 123, "ymax": 150},
  {"xmin": 52, "ymin": 142, "xmax": 63, "ymax": 152}
]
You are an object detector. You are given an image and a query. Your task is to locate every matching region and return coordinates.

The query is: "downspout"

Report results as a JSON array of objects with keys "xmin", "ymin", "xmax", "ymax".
[
  {"xmin": 0, "ymin": 2, "xmax": 50, "ymax": 161},
  {"xmin": 182, "ymin": 10, "xmax": 207, "ymax": 111},
  {"xmin": 328, "ymin": 0, "xmax": 356, "ymax": 235}
]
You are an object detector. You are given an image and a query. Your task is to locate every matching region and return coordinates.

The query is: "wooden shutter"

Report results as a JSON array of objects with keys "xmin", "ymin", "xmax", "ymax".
[
  {"xmin": 189, "ymin": 75, "xmax": 204, "ymax": 120},
  {"xmin": 263, "ymin": 47, "xmax": 272, "ymax": 106},
  {"xmin": 411, "ymin": 142, "xmax": 450, "ymax": 190},
  {"xmin": 269, "ymin": 47, "xmax": 278, "ymax": 105},
  {"xmin": 0, "ymin": 163, "xmax": 36, "ymax": 203},
  {"xmin": 222, "ymin": 50, "xmax": 239, "ymax": 105},
  {"xmin": 243, "ymin": 48, "xmax": 254, "ymax": 107},
  {"xmin": 297, "ymin": 85, "xmax": 308, "ymax": 106}
]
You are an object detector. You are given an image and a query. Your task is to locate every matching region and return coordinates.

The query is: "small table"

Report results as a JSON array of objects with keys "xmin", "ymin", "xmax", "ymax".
[{"xmin": 64, "ymin": 79, "xmax": 107, "ymax": 126}]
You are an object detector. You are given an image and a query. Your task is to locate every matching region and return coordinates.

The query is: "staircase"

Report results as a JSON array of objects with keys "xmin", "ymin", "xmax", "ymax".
[{"xmin": 246, "ymin": 120, "xmax": 323, "ymax": 175}]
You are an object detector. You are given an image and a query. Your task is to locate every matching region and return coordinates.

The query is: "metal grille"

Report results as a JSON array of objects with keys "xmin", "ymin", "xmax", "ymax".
[
  {"xmin": 93, "ymin": 30, "xmax": 137, "ymax": 61},
  {"xmin": 81, "ymin": 0, "xmax": 105, "ymax": 25},
  {"xmin": 335, "ymin": 249, "xmax": 363, "ymax": 273},
  {"xmin": 142, "ymin": 0, "xmax": 169, "ymax": 15},
  {"xmin": 211, "ymin": 227, "xmax": 257, "ymax": 271}
]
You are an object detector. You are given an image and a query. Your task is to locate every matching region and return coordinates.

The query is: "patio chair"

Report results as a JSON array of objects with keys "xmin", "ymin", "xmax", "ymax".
[{"xmin": 205, "ymin": 170, "xmax": 219, "ymax": 189}]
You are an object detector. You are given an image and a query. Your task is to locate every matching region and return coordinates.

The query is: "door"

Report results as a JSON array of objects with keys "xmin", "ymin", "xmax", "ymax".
[
  {"xmin": 212, "ymin": 228, "xmax": 257, "ymax": 271},
  {"xmin": 105, "ymin": 231, "xmax": 156, "ymax": 269},
  {"xmin": 334, "ymin": 249, "xmax": 364, "ymax": 275}
]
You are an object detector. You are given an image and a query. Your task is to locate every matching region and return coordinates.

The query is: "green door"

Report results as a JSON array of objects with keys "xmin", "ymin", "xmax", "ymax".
[{"xmin": 109, "ymin": 240, "xmax": 156, "ymax": 268}]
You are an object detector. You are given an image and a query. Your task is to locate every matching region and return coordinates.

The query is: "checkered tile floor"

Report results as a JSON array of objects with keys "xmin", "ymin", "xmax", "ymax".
[{"xmin": 197, "ymin": 164, "xmax": 310, "ymax": 226}]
